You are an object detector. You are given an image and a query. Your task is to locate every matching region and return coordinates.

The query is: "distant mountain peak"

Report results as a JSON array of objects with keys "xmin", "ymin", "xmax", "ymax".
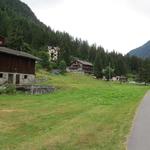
[
  {"xmin": 128, "ymin": 41, "xmax": 150, "ymax": 59},
  {"xmin": 144, "ymin": 40, "xmax": 150, "ymax": 46}
]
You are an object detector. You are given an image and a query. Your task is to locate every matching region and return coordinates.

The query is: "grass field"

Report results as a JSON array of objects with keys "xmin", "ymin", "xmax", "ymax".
[{"xmin": 0, "ymin": 71, "xmax": 149, "ymax": 150}]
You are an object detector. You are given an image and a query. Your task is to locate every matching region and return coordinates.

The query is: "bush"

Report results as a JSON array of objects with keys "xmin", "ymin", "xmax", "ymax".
[
  {"xmin": 59, "ymin": 60, "xmax": 67, "ymax": 74},
  {"xmin": 51, "ymin": 62, "xmax": 58, "ymax": 69},
  {"xmin": 0, "ymin": 84, "xmax": 16, "ymax": 95},
  {"xmin": 38, "ymin": 51, "xmax": 52, "ymax": 71},
  {"xmin": 102, "ymin": 66, "xmax": 114, "ymax": 81},
  {"xmin": 35, "ymin": 63, "xmax": 42, "ymax": 71},
  {"xmin": 0, "ymin": 86, "xmax": 6, "ymax": 94}
]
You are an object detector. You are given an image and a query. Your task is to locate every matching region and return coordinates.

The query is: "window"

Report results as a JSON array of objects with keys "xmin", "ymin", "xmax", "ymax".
[
  {"xmin": 0, "ymin": 73, "xmax": 3, "ymax": 78},
  {"xmin": 24, "ymin": 75, "xmax": 28, "ymax": 79}
]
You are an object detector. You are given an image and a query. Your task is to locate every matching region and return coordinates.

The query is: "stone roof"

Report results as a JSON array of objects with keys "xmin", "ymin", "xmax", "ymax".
[{"xmin": 0, "ymin": 47, "xmax": 40, "ymax": 60}]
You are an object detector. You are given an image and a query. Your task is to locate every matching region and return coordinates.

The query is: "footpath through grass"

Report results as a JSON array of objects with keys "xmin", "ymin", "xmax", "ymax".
[{"xmin": 0, "ymin": 71, "xmax": 149, "ymax": 150}]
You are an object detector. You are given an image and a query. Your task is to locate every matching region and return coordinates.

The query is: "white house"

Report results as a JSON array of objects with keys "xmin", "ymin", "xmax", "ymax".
[{"xmin": 48, "ymin": 46, "xmax": 60, "ymax": 61}]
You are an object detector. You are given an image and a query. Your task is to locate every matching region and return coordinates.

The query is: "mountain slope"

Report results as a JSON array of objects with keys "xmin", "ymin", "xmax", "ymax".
[
  {"xmin": 0, "ymin": 0, "xmax": 50, "ymax": 49},
  {"xmin": 128, "ymin": 41, "xmax": 150, "ymax": 59},
  {"xmin": 0, "ymin": 0, "xmax": 41, "ymax": 25}
]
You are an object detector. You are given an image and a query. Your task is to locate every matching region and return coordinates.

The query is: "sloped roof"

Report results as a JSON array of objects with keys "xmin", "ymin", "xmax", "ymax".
[
  {"xmin": 76, "ymin": 59, "xmax": 93, "ymax": 66},
  {"xmin": 0, "ymin": 47, "xmax": 40, "ymax": 60}
]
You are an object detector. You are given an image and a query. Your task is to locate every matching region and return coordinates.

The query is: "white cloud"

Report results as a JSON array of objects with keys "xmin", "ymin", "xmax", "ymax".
[{"xmin": 21, "ymin": 0, "xmax": 150, "ymax": 54}]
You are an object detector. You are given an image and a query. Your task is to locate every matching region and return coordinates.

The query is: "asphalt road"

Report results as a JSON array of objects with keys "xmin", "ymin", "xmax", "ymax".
[{"xmin": 128, "ymin": 91, "xmax": 150, "ymax": 150}]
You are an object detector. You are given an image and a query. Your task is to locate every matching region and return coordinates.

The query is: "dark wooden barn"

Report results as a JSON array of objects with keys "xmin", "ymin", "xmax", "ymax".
[
  {"xmin": 68, "ymin": 59, "xmax": 93, "ymax": 74},
  {"xmin": 0, "ymin": 47, "xmax": 40, "ymax": 85}
]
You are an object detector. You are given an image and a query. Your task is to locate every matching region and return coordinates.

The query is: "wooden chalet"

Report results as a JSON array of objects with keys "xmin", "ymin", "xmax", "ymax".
[
  {"xmin": 0, "ymin": 46, "xmax": 40, "ymax": 85},
  {"xmin": 68, "ymin": 59, "xmax": 93, "ymax": 74}
]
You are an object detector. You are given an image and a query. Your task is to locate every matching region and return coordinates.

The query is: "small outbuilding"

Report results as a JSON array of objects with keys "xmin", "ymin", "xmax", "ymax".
[
  {"xmin": 0, "ymin": 47, "xmax": 40, "ymax": 85},
  {"xmin": 68, "ymin": 59, "xmax": 93, "ymax": 74}
]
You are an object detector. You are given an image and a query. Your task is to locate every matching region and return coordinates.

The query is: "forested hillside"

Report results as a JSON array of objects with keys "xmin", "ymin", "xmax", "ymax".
[{"xmin": 0, "ymin": 0, "xmax": 150, "ymax": 83}]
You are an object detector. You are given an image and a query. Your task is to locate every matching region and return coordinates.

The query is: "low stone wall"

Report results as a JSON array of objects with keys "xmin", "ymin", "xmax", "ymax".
[{"xmin": 16, "ymin": 85, "xmax": 55, "ymax": 95}]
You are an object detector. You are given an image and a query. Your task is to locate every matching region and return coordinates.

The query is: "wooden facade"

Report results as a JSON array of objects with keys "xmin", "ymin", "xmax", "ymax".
[
  {"xmin": 0, "ymin": 53, "xmax": 35, "ymax": 74},
  {"xmin": 69, "ymin": 59, "xmax": 93, "ymax": 74}
]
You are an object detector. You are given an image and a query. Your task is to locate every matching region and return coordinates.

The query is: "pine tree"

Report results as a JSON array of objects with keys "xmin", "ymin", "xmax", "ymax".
[
  {"xmin": 38, "ymin": 51, "xmax": 51, "ymax": 71},
  {"xmin": 88, "ymin": 44, "xmax": 97, "ymax": 63},
  {"xmin": 102, "ymin": 65, "xmax": 114, "ymax": 81},
  {"xmin": 138, "ymin": 59, "xmax": 150, "ymax": 85},
  {"xmin": 94, "ymin": 51, "xmax": 103, "ymax": 78},
  {"xmin": 59, "ymin": 60, "xmax": 67, "ymax": 74},
  {"xmin": 7, "ymin": 26, "xmax": 23, "ymax": 50}
]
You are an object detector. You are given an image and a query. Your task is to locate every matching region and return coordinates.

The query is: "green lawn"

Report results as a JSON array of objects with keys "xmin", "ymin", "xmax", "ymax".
[{"xmin": 0, "ymin": 71, "xmax": 148, "ymax": 150}]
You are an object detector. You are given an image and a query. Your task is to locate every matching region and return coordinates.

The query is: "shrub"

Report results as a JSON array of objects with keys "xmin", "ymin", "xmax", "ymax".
[
  {"xmin": 102, "ymin": 66, "xmax": 114, "ymax": 81},
  {"xmin": 0, "ymin": 86, "xmax": 6, "ymax": 94},
  {"xmin": 59, "ymin": 60, "xmax": 67, "ymax": 74},
  {"xmin": 38, "ymin": 51, "xmax": 52, "ymax": 71},
  {"xmin": 0, "ymin": 84, "xmax": 16, "ymax": 94},
  {"xmin": 5, "ymin": 84, "xmax": 16, "ymax": 94}
]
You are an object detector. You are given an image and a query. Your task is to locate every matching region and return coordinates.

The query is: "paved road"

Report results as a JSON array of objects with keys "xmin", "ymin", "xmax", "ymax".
[{"xmin": 128, "ymin": 91, "xmax": 150, "ymax": 150}]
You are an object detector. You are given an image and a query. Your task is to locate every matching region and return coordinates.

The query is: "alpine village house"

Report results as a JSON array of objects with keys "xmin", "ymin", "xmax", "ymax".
[
  {"xmin": 68, "ymin": 59, "xmax": 93, "ymax": 74},
  {"xmin": 0, "ymin": 36, "xmax": 40, "ymax": 85}
]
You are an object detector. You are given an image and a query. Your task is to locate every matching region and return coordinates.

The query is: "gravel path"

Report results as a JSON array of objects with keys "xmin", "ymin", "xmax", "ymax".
[{"xmin": 128, "ymin": 91, "xmax": 150, "ymax": 150}]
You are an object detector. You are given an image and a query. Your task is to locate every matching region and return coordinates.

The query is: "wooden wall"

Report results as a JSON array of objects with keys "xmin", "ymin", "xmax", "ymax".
[{"xmin": 0, "ymin": 53, "xmax": 35, "ymax": 74}]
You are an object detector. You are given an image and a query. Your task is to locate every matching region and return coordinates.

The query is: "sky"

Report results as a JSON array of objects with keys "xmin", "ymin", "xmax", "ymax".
[{"xmin": 21, "ymin": 0, "xmax": 150, "ymax": 54}]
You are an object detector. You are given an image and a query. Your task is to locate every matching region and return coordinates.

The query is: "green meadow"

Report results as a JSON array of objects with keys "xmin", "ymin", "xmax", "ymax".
[{"xmin": 0, "ymin": 71, "xmax": 148, "ymax": 150}]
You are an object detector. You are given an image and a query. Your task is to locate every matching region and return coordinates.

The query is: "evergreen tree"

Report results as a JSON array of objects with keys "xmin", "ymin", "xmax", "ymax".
[
  {"xmin": 59, "ymin": 60, "xmax": 67, "ymax": 74},
  {"xmin": 7, "ymin": 27, "xmax": 24, "ymax": 50},
  {"xmin": 94, "ymin": 51, "xmax": 103, "ymax": 78},
  {"xmin": 79, "ymin": 41, "xmax": 89, "ymax": 60},
  {"xmin": 88, "ymin": 44, "xmax": 97, "ymax": 63},
  {"xmin": 38, "ymin": 51, "xmax": 51, "ymax": 71},
  {"xmin": 0, "ymin": 10, "xmax": 8, "ymax": 36},
  {"xmin": 138, "ymin": 59, "xmax": 150, "ymax": 85},
  {"xmin": 102, "ymin": 65, "xmax": 114, "ymax": 81}
]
